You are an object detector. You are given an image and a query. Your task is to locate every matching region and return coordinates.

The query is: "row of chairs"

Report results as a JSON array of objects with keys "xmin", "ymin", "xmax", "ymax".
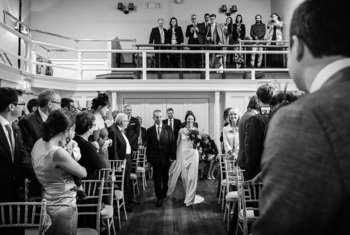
[{"xmin": 218, "ymin": 154, "xmax": 263, "ymax": 235}]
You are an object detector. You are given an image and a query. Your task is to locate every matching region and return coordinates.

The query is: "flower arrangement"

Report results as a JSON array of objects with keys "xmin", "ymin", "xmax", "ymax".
[{"xmin": 187, "ymin": 128, "xmax": 201, "ymax": 149}]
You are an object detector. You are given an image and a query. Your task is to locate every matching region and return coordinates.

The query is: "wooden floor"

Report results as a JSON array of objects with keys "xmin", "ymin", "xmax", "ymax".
[{"xmin": 117, "ymin": 178, "xmax": 228, "ymax": 235}]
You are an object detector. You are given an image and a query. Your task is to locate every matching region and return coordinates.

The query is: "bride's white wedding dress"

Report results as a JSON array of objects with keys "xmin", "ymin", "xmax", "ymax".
[{"xmin": 168, "ymin": 128, "xmax": 203, "ymax": 206}]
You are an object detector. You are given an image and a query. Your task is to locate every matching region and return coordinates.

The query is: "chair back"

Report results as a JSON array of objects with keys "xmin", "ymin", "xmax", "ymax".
[
  {"xmin": 109, "ymin": 159, "xmax": 126, "ymax": 193},
  {"xmin": 219, "ymin": 154, "xmax": 226, "ymax": 181},
  {"xmin": 236, "ymin": 173, "xmax": 263, "ymax": 235},
  {"xmin": 78, "ymin": 179, "xmax": 105, "ymax": 234},
  {"xmin": 98, "ymin": 168, "xmax": 115, "ymax": 206},
  {"xmin": 137, "ymin": 146, "xmax": 147, "ymax": 168},
  {"xmin": 131, "ymin": 151, "xmax": 139, "ymax": 172},
  {"xmin": 0, "ymin": 200, "xmax": 47, "ymax": 235},
  {"xmin": 224, "ymin": 159, "xmax": 241, "ymax": 192}
]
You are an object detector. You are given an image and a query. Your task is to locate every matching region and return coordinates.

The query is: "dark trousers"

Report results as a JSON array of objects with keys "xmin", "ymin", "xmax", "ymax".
[
  {"xmin": 153, "ymin": 162, "xmax": 170, "ymax": 200},
  {"xmin": 187, "ymin": 39, "xmax": 202, "ymax": 68},
  {"xmin": 124, "ymin": 154, "xmax": 133, "ymax": 205}
]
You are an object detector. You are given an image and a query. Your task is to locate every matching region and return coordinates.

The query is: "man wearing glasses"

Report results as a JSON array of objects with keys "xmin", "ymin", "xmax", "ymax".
[
  {"xmin": 186, "ymin": 14, "xmax": 201, "ymax": 68},
  {"xmin": 19, "ymin": 88, "xmax": 61, "ymax": 200},
  {"xmin": 0, "ymin": 87, "xmax": 27, "ymax": 233}
]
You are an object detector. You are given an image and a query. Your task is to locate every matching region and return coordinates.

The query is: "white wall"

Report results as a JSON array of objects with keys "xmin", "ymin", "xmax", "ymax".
[
  {"xmin": 30, "ymin": 0, "xmax": 271, "ymax": 46},
  {"xmin": 271, "ymin": 0, "xmax": 305, "ymax": 39}
]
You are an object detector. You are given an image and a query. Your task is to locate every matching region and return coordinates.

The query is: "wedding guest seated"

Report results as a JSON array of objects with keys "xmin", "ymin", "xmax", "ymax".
[
  {"xmin": 31, "ymin": 109, "xmax": 87, "ymax": 235},
  {"xmin": 74, "ymin": 111, "xmax": 108, "ymax": 179},
  {"xmin": 199, "ymin": 133, "xmax": 219, "ymax": 180}
]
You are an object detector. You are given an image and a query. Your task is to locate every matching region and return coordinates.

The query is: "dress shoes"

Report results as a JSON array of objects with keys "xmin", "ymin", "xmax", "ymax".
[{"xmin": 156, "ymin": 199, "xmax": 163, "ymax": 207}]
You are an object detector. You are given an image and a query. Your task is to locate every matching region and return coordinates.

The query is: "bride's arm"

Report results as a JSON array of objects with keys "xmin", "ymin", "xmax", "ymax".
[{"xmin": 176, "ymin": 128, "xmax": 182, "ymax": 148}]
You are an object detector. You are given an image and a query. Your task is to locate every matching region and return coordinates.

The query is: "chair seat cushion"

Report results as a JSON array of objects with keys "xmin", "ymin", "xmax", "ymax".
[
  {"xmin": 130, "ymin": 173, "xmax": 137, "ymax": 180},
  {"xmin": 238, "ymin": 209, "xmax": 256, "ymax": 220},
  {"xmin": 25, "ymin": 228, "xmax": 39, "ymax": 235},
  {"xmin": 221, "ymin": 179, "xmax": 226, "ymax": 185},
  {"xmin": 101, "ymin": 204, "xmax": 114, "ymax": 218},
  {"xmin": 225, "ymin": 191, "xmax": 238, "ymax": 200},
  {"xmin": 77, "ymin": 228, "xmax": 99, "ymax": 235},
  {"xmin": 137, "ymin": 167, "xmax": 145, "ymax": 172},
  {"xmin": 115, "ymin": 190, "xmax": 123, "ymax": 200}
]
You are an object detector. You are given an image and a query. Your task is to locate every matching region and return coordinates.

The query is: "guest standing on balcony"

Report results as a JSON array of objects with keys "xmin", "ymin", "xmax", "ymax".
[
  {"xmin": 198, "ymin": 13, "xmax": 211, "ymax": 68},
  {"xmin": 186, "ymin": 14, "xmax": 201, "ymax": 68},
  {"xmin": 250, "ymin": 14, "xmax": 266, "ymax": 68},
  {"xmin": 166, "ymin": 17, "xmax": 184, "ymax": 68},
  {"xmin": 222, "ymin": 16, "xmax": 233, "ymax": 68},
  {"xmin": 149, "ymin": 18, "xmax": 168, "ymax": 70},
  {"xmin": 232, "ymin": 14, "xmax": 246, "ymax": 68},
  {"xmin": 267, "ymin": 13, "xmax": 284, "ymax": 68},
  {"xmin": 205, "ymin": 14, "xmax": 224, "ymax": 72},
  {"xmin": 32, "ymin": 109, "xmax": 87, "ymax": 235}
]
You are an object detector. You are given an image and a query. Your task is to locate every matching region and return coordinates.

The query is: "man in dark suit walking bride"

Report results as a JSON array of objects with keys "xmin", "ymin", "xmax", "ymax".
[{"xmin": 146, "ymin": 110, "xmax": 176, "ymax": 207}]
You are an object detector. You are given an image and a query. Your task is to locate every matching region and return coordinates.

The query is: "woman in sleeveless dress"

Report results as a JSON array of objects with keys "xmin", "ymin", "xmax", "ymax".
[
  {"xmin": 168, "ymin": 112, "xmax": 202, "ymax": 207},
  {"xmin": 32, "ymin": 109, "xmax": 87, "ymax": 235}
]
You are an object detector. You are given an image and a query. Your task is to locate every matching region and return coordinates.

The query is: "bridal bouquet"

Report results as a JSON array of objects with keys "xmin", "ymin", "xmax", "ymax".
[{"xmin": 187, "ymin": 128, "xmax": 201, "ymax": 149}]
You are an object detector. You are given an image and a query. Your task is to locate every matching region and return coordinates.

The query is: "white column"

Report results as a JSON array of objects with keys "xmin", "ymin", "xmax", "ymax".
[
  {"xmin": 111, "ymin": 91, "xmax": 118, "ymax": 111},
  {"xmin": 214, "ymin": 91, "xmax": 221, "ymax": 154}
]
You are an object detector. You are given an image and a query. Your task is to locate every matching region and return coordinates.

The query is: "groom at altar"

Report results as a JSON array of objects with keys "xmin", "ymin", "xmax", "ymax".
[{"xmin": 146, "ymin": 110, "xmax": 176, "ymax": 207}]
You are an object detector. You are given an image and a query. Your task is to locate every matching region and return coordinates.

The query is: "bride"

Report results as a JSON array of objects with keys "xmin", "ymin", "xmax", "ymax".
[{"xmin": 167, "ymin": 112, "xmax": 201, "ymax": 207}]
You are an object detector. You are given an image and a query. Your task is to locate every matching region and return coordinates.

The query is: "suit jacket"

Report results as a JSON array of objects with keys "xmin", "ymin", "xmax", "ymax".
[
  {"xmin": 166, "ymin": 26, "xmax": 184, "ymax": 45},
  {"xmin": 244, "ymin": 113, "xmax": 268, "ymax": 180},
  {"xmin": 205, "ymin": 23, "xmax": 224, "ymax": 44},
  {"xmin": 149, "ymin": 27, "xmax": 167, "ymax": 45},
  {"xmin": 74, "ymin": 135, "xmax": 108, "ymax": 179},
  {"xmin": 232, "ymin": 23, "xmax": 246, "ymax": 43},
  {"xmin": 237, "ymin": 109, "xmax": 258, "ymax": 169},
  {"xmin": 140, "ymin": 127, "xmax": 147, "ymax": 146},
  {"xmin": 146, "ymin": 124, "xmax": 176, "ymax": 166},
  {"xmin": 18, "ymin": 110, "xmax": 44, "ymax": 178},
  {"xmin": 162, "ymin": 118, "xmax": 181, "ymax": 141},
  {"xmin": 108, "ymin": 124, "xmax": 129, "ymax": 160},
  {"xmin": 18, "ymin": 110, "xmax": 43, "ymax": 156},
  {"xmin": 186, "ymin": 23, "xmax": 200, "ymax": 44},
  {"xmin": 198, "ymin": 22, "xmax": 210, "ymax": 45},
  {"xmin": 252, "ymin": 67, "xmax": 350, "ymax": 235},
  {"xmin": 0, "ymin": 123, "xmax": 26, "ymax": 202},
  {"xmin": 125, "ymin": 116, "xmax": 140, "ymax": 151}
]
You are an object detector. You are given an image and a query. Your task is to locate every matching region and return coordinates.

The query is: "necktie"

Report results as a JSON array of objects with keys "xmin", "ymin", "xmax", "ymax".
[
  {"xmin": 5, "ymin": 124, "xmax": 14, "ymax": 162},
  {"xmin": 170, "ymin": 119, "xmax": 173, "ymax": 130},
  {"xmin": 157, "ymin": 126, "xmax": 161, "ymax": 140}
]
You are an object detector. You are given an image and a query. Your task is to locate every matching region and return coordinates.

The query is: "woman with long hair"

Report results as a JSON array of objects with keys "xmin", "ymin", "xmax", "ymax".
[
  {"xmin": 91, "ymin": 92, "xmax": 112, "ymax": 162},
  {"xmin": 222, "ymin": 107, "xmax": 240, "ymax": 160},
  {"xmin": 32, "ymin": 109, "xmax": 87, "ymax": 235},
  {"xmin": 166, "ymin": 17, "xmax": 184, "ymax": 68},
  {"xmin": 232, "ymin": 14, "xmax": 246, "ymax": 68}
]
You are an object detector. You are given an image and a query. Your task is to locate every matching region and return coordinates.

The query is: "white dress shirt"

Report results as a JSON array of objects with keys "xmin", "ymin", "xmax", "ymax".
[
  {"xmin": 38, "ymin": 108, "xmax": 48, "ymax": 122},
  {"xmin": 118, "ymin": 126, "xmax": 131, "ymax": 154},
  {"xmin": 310, "ymin": 58, "xmax": 350, "ymax": 93},
  {"xmin": 0, "ymin": 115, "xmax": 14, "ymax": 160}
]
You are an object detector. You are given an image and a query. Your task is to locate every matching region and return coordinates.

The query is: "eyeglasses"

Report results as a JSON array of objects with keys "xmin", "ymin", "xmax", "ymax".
[
  {"xmin": 51, "ymin": 101, "xmax": 61, "ymax": 105},
  {"xmin": 14, "ymin": 102, "xmax": 26, "ymax": 106}
]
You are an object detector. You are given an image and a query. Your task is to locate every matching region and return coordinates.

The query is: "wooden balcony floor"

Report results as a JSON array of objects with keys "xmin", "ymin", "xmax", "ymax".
[{"xmin": 118, "ymin": 177, "xmax": 228, "ymax": 235}]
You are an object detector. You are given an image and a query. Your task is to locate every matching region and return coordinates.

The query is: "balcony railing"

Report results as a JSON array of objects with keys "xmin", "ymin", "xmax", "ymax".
[{"xmin": 1, "ymin": 11, "xmax": 289, "ymax": 81}]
